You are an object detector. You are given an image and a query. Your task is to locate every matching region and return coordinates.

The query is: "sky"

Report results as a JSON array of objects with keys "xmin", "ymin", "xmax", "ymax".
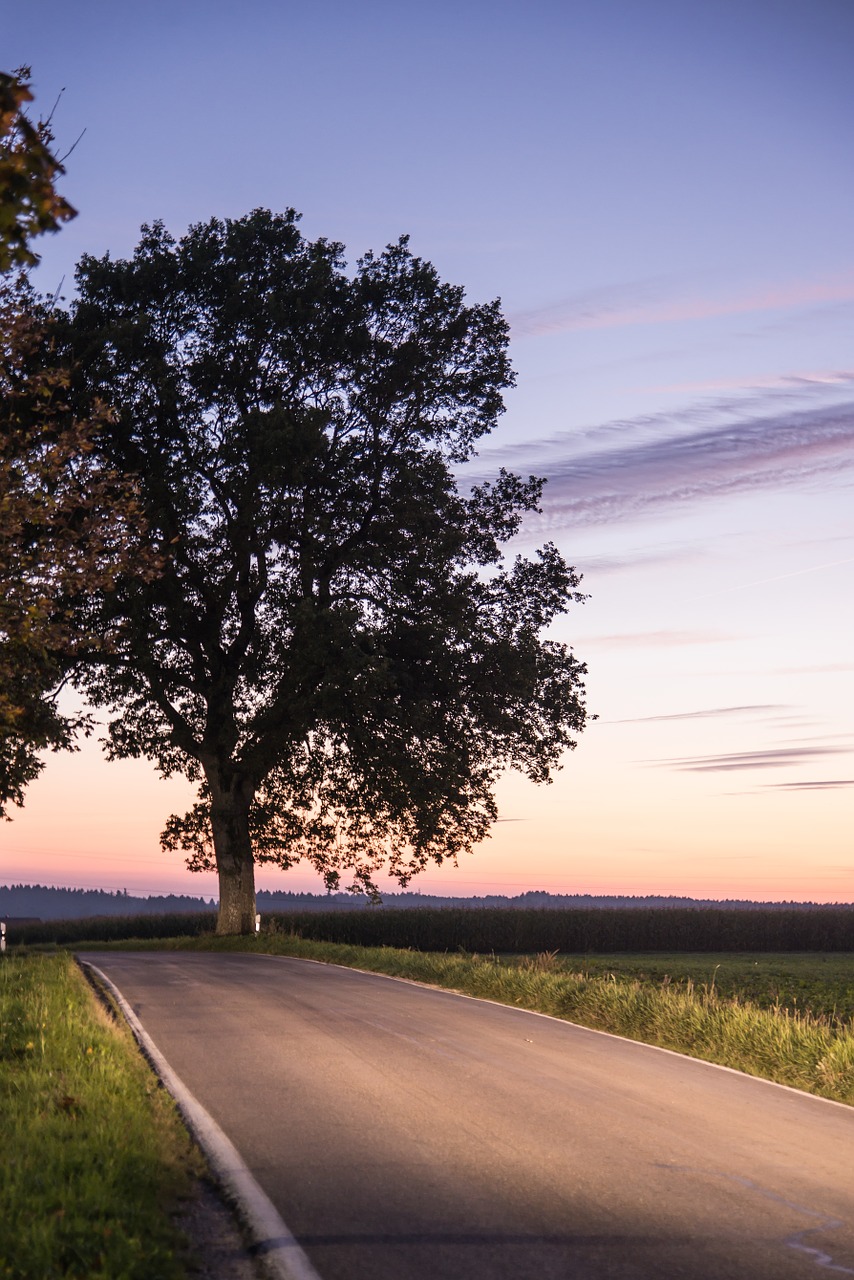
[{"xmin": 2, "ymin": 0, "xmax": 853, "ymax": 902}]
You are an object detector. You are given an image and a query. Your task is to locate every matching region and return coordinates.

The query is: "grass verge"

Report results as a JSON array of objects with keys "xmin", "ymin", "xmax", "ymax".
[
  {"xmin": 537, "ymin": 951, "xmax": 854, "ymax": 1024},
  {"xmin": 0, "ymin": 952, "xmax": 205, "ymax": 1280},
  {"xmin": 84, "ymin": 931, "xmax": 854, "ymax": 1106}
]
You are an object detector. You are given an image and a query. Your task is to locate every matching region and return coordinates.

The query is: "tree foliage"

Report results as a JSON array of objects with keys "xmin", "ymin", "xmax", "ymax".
[
  {"xmin": 66, "ymin": 209, "xmax": 590, "ymax": 931},
  {"xmin": 0, "ymin": 276, "xmax": 158, "ymax": 813},
  {"xmin": 0, "ymin": 69, "xmax": 155, "ymax": 815},
  {"xmin": 0, "ymin": 67, "xmax": 76, "ymax": 273}
]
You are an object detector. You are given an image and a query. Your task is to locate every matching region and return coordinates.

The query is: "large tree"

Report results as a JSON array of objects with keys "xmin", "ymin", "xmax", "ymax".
[{"xmin": 66, "ymin": 209, "xmax": 590, "ymax": 933}]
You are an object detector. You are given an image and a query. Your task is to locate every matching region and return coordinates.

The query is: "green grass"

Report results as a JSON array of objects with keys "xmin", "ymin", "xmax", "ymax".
[
  {"xmin": 83, "ymin": 930, "xmax": 854, "ymax": 1105},
  {"xmin": 535, "ymin": 951, "xmax": 854, "ymax": 1025},
  {"xmin": 0, "ymin": 953, "xmax": 205, "ymax": 1280}
]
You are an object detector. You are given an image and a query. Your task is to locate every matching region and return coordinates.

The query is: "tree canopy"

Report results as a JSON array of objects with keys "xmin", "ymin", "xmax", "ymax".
[
  {"xmin": 0, "ymin": 68, "xmax": 151, "ymax": 815},
  {"xmin": 65, "ymin": 208, "xmax": 590, "ymax": 932},
  {"xmin": 0, "ymin": 67, "xmax": 75, "ymax": 273}
]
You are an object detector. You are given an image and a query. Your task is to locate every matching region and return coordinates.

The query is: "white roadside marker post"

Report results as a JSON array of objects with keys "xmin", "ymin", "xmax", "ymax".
[
  {"xmin": 255, "ymin": 913, "xmax": 261, "ymax": 934},
  {"xmin": 1, "ymin": 921, "xmax": 6, "ymax": 954}
]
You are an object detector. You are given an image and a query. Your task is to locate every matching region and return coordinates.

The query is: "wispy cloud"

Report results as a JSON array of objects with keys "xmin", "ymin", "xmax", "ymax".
[
  {"xmin": 473, "ymin": 391, "xmax": 854, "ymax": 528},
  {"xmin": 509, "ymin": 273, "xmax": 854, "ymax": 339},
  {"xmin": 632, "ymin": 370, "xmax": 854, "ymax": 397},
  {"xmin": 584, "ymin": 630, "xmax": 736, "ymax": 649},
  {"xmin": 614, "ymin": 704, "xmax": 787, "ymax": 724},
  {"xmin": 549, "ymin": 404, "xmax": 854, "ymax": 527},
  {"xmin": 763, "ymin": 779, "xmax": 854, "ymax": 791},
  {"xmin": 778, "ymin": 733, "xmax": 854, "ymax": 745},
  {"xmin": 652, "ymin": 746, "xmax": 852, "ymax": 772},
  {"xmin": 576, "ymin": 544, "xmax": 705, "ymax": 576}
]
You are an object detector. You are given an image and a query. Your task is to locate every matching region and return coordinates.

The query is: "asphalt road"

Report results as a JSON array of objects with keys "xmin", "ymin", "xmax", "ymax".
[{"xmin": 80, "ymin": 951, "xmax": 854, "ymax": 1280}]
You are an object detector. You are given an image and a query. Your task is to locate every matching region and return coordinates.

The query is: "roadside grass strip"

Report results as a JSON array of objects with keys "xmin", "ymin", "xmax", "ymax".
[
  {"xmin": 550, "ymin": 951, "xmax": 854, "ymax": 1025},
  {"xmin": 0, "ymin": 952, "xmax": 204, "ymax": 1280},
  {"xmin": 121, "ymin": 932, "xmax": 854, "ymax": 1105}
]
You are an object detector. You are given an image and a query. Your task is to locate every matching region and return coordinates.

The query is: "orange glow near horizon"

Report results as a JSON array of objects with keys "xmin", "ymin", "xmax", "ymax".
[{"xmin": 3, "ymin": 722, "xmax": 852, "ymax": 903}]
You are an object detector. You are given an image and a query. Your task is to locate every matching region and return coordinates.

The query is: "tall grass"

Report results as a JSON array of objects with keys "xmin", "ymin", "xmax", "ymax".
[
  {"xmin": 552, "ymin": 951, "xmax": 854, "ymax": 1024},
  {"xmin": 0, "ymin": 953, "xmax": 203, "ymax": 1279}
]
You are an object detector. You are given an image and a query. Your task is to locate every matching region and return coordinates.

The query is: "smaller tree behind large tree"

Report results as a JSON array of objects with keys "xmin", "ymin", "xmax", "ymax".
[
  {"xmin": 66, "ymin": 209, "xmax": 590, "ymax": 932},
  {"xmin": 0, "ymin": 67, "xmax": 75, "ymax": 273},
  {"xmin": 0, "ymin": 68, "xmax": 153, "ymax": 815}
]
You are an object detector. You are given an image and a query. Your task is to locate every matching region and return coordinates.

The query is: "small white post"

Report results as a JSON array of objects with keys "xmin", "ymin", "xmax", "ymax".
[
  {"xmin": 254, "ymin": 913, "xmax": 261, "ymax": 934},
  {"xmin": 1, "ymin": 921, "xmax": 6, "ymax": 954}
]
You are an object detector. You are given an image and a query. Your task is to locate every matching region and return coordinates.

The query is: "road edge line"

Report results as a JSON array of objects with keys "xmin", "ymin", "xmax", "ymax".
[{"xmin": 78, "ymin": 959, "xmax": 324, "ymax": 1280}]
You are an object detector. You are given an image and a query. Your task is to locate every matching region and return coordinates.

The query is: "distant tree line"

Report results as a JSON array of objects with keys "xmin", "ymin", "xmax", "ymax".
[
  {"xmin": 3, "ymin": 882, "xmax": 851, "ymax": 924},
  {"xmin": 0, "ymin": 884, "xmax": 215, "ymax": 920}
]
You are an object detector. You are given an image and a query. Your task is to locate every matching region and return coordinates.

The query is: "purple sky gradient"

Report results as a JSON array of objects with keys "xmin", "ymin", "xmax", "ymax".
[{"xmin": 3, "ymin": 0, "xmax": 852, "ymax": 901}]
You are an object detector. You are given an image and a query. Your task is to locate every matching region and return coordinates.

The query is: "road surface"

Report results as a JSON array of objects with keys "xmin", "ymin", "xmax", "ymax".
[{"xmin": 80, "ymin": 951, "xmax": 854, "ymax": 1280}]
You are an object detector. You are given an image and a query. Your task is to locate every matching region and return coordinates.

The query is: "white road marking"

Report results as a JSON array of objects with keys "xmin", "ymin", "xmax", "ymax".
[{"xmin": 79, "ymin": 959, "xmax": 324, "ymax": 1280}]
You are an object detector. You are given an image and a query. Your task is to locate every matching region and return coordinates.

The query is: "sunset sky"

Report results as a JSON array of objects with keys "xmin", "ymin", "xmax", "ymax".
[{"xmin": 3, "ymin": 0, "xmax": 853, "ymax": 901}]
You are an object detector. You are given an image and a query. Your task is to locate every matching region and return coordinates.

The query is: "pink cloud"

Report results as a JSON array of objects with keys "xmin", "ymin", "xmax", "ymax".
[
  {"xmin": 584, "ymin": 630, "xmax": 736, "ymax": 649},
  {"xmin": 509, "ymin": 273, "xmax": 854, "ymax": 338},
  {"xmin": 632, "ymin": 370, "xmax": 854, "ymax": 396}
]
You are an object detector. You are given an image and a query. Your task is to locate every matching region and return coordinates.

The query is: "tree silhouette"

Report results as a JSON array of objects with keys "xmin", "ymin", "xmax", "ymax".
[
  {"xmin": 0, "ymin": 69, "xmax": 152, "ymax": 815},
  {"xmin": 67, "ymin": 209, "xmax": 590, "ymax": 932},
  {"xmin": 0, "ymin": 67, "xmax": 75, "ymax": 273}
]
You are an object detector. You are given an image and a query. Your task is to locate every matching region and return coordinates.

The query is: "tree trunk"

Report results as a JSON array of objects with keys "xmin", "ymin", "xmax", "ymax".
[{"xmin": 206, "ymin": 769, "xmax": 257, "ymax": 935}]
